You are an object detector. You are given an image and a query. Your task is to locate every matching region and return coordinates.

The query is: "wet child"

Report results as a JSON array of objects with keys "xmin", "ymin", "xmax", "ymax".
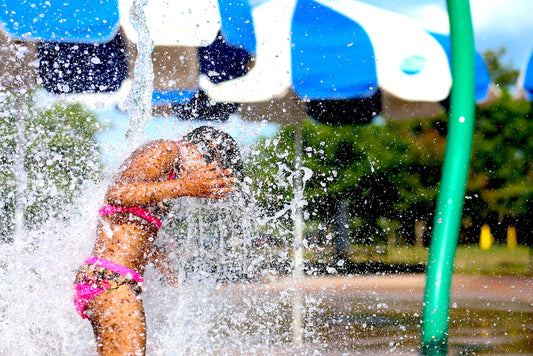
[{"xmin": 73, "ymin": 126, "xmax": 243, "ymax": 355}]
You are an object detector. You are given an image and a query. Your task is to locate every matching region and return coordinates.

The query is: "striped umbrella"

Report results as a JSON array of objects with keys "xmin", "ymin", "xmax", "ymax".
[
  {"xmin": 0, "ymin": 0, "xmax": 492, "ymax": 122},
  {"xmin": 202, "ymin": 0, "xmax": 492, "ymax": 123},
  {"xmin": 0, "ymin": 0, "xmax": 252, "ymax": 121},
  {"xmin": 516, "ymin": 48, "xmax": 533, "ymax": 100}
]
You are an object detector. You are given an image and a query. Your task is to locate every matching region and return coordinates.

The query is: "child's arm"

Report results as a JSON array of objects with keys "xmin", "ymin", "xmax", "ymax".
[
  {"xmin": 104, "ymin": 141, "xmax": 236, "ymax": 206},
  {"xmin": 106, "ymin": 164, "xmax": 236, "ymax": 206}
]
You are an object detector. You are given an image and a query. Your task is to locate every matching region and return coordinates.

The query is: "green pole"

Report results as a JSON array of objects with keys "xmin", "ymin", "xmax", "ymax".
[{"xmin": 421, "ymin": 1, "xmax": 476, "ymax": 355}]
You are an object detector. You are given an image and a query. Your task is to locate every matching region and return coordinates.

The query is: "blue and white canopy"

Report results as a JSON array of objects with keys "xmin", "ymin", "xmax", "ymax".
[
  {"xmin": 516, "ymin": 48, "xmax": 533, "ymax": 101},
  {"xmin": 0, "ymin": 0, "xmax": 492, "ymax": 117},
  {"xmin": 201, "ymin": 0, "xmax": 491, "ymax": 104},
  {"xmin": 0, "ymin": 0, "xmax": 223, "ymax": 46}
]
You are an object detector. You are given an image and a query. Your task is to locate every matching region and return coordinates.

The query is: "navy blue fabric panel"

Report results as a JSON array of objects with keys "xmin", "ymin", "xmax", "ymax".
[
  {"xmin": 38, "ymin": 32, "xmax": 128, "ymax": 94},
  {"xmin": 172, "ymin": 90, "xmax": 238, "ymax": 122},
  {"xmin": 199, "ymin": 32, "xmax": 253, "ymax": 84},
  {"xmin": 306, "ymin": 90, "xmax": 382, "ymax": 126}
]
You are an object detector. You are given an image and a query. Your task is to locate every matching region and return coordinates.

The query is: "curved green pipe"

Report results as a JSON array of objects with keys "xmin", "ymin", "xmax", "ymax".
[{"xmin": 421, "ymin": 1, "xmax": 476, "ymax": 354}]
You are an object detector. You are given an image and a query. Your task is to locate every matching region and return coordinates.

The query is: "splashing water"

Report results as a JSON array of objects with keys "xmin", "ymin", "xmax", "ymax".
[
  {"xmin": 0, "ymin": 171, "xmax": 295, "ymax": 355},
  {"xmin": 0, "ymin": 2, "xmax": 302, "ymax": 354},
  {"xmin": 0, "ymin": 180, "xmax": 105, "ymax": 355},
  {"xmin": 124, "ymin": 0, "xmax": 154, "ymax": 144},
  {"xmin": 142, "ymin": 189, "xmax": 291, "ymax": 355}
]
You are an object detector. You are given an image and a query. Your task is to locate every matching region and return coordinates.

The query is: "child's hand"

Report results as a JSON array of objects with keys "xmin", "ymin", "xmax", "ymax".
[{"xmin": 177, "ymin": 162, "xmax": 237, "ymax": 199}]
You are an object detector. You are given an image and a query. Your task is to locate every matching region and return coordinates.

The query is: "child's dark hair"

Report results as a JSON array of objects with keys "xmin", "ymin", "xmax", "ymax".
[{"xmin": 182, "ymin": 126, "xmax": 244, "ymax": 180}]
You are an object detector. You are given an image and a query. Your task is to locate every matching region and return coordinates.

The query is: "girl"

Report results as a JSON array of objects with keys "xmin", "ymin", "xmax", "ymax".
[{"xmin": 74, "ymin": 126, "xmax": 242, "ymax": 355}]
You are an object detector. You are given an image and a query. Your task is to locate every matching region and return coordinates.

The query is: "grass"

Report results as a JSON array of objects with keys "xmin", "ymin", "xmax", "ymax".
[
  {"xmin": 305, "ymin": 244, "xmax": 532, "ymax": 277},
  {"xmin": 453, "ymin": 244, "xmax": 532, "ymax": 277}
]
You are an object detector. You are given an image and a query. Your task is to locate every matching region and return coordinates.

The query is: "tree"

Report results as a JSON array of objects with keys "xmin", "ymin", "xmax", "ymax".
[
  {"xmin": 0, "ymin": 95, "xmax": 103, "ymax": 240},
  {"xmin": 246, "ymin": 118, "xmax": 443, "ymax": 246},
  {"xmin": 482, "ymin": 47, "xmax": 520, "ymax": 88},
  {"xmin": 465, "ymin": 92, "xmax": 533, "ymax": 243}
]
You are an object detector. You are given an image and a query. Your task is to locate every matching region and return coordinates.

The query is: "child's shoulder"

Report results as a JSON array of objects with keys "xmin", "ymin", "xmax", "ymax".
[
  {"xmin": 133, "ymin": 139, "xmax": 178, "ymax": 156},
  {"xmin": 119, "ymin": 140, "xmax": 178, "ymax": 174}
]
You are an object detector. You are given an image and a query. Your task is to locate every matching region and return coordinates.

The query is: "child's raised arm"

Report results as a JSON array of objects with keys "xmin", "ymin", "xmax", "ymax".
[{"xmin": 104, "ymin": 140, "xmax": 236, "ymax": 207}]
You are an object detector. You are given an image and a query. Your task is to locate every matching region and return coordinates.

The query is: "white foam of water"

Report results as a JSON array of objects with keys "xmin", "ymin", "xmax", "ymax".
[
  {"xmin": 0, "ymin": 177, "xmax": 289, "ymax": 355},
  {"xmin": 0, "ymin": 180, "xmax": 104, "ymax": 355}
]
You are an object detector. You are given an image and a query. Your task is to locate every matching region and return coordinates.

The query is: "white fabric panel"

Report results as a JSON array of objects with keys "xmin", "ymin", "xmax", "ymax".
[{"xmin": 199, "ymin": 0, "xmax": 296, "ymax": 102}]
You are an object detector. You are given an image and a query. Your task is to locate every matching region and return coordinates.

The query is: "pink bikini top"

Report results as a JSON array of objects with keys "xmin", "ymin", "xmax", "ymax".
[{"xmin": 98, "ymin": 205, "xmax": 163, "ymax": 228}]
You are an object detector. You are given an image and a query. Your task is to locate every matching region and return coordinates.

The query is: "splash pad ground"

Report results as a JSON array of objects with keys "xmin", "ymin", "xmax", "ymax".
[{"xmin": 211, "ymin": 274, "xmax": 532, "ymax": 355}]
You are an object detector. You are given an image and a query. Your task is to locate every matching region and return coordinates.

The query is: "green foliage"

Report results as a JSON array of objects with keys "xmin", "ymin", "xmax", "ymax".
[
  {"xmin": 470, "ymin": 92, "xmax": 533, "ymax": 217},
  {"xmin": 247, "ymin": 93, "xmax": 531, "ymax": 246},
  {"xmin": 0, "ymin": 95, "xmax": 103, "ymax": 238},
  {"xmin": 247, "ymin": 118, "xmax": 447, "ymax": 244},
  {"xmin": 482, "ymin": 48, "xmax": 520, "ymax": 88},
  {"xmin": 452, "ymin": 244, "xmax": 531, "ymax": 277}
]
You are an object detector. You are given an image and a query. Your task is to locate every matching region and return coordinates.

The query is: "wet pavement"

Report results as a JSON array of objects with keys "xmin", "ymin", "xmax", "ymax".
[{"xmin": 214, "ymin": 274, "xmax": 533, "ymax": 355}]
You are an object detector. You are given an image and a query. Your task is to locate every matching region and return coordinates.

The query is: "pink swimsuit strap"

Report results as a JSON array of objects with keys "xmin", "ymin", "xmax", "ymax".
[
  {"xmin": 98, "ymin": 205, "xmax": 163, "ymax": 229},
  {"xmin": 98, "ymin": 146, "xmax": 178, "ymax": 229},
  {"xmin": 84, "ymin": 256, "xmax": 144, "ymax": 283}
]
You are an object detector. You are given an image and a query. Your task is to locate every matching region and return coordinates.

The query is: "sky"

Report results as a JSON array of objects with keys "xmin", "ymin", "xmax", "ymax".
[{"xmin": 356, "ymin": 0, "xmax": 533, "ymax": 69}]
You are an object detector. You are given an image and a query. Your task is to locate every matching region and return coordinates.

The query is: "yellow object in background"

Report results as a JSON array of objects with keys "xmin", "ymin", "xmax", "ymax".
[
  {"xmin": 507, "ymin": 225, "xmax": 517, "ymax": 250},
  {"xmin": 480, "ymin": 224, "xmax": 493, "ymax": 250}
]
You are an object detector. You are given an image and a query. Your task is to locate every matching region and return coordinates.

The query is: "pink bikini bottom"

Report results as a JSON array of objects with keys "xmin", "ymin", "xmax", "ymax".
[{"xmin": 73, "ymin": 256, "xmax": 144, "ymax": 319}]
